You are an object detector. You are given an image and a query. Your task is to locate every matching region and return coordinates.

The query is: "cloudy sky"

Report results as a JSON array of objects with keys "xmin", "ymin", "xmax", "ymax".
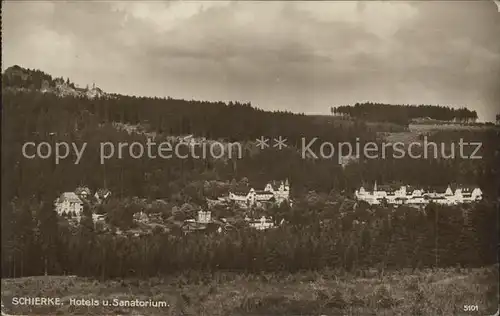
[{"xmin": 3, "ymin": 1, "xmax": 500, "ymax": 121}]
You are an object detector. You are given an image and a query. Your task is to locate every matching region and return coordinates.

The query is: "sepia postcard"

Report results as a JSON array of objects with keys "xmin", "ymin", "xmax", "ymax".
[{"xmin": 1, "ymin": 1, "xmax": 499, "ymax": 315}]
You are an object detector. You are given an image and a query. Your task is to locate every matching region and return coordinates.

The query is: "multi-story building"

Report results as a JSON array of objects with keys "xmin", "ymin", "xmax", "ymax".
[
  {"xmin": 228, "ymin": 179, "xmax": 290, "ymax": 208},
  {"xmin": 245, "ymin": 216, "xmax": 275, "ymax": 230},
  {"xmin": 54, "ymin": 192, "xmax": 84, "ymax": 217},
  {"xmin": 197, "ymin": 210, "xmax": 212, "ymax": 224},
  {"xmin": 55, "ymin": 187, "xmax": 111, "ymax": 219},
  {"xmin": 355, "ymin": 182, "xmax": 482, "ymax": 206}
]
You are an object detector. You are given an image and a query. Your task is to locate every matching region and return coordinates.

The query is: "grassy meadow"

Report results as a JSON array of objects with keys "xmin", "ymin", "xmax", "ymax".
[{"xmin": 1, "ymin": 266, "xmax": 498, "ymax": 316}]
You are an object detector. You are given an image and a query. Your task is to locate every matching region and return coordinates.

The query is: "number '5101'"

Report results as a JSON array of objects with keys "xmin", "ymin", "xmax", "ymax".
[{"xmin": 463, "ymin": 305, "xmax": 478, "ymax": 312}]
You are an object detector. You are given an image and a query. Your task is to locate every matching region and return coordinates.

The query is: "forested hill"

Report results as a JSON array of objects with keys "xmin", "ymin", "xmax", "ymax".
[
  {"xmin": 2, "ymin": 65, "xmax": 106, "ymax": 99},
  {"xmin": 3, "ymin": 65, "xmax": 476, "ymax": 133},
  {"xmin": 332, "ymin": 103, "xmax": 478, "ymax": 125},
  {"xmin": 1, "ymin": 65, "xmax": 371, "ymax": 144},
  {"xmin": 2, "ymin": 66, "xmax": 497, "ymax": 202}
]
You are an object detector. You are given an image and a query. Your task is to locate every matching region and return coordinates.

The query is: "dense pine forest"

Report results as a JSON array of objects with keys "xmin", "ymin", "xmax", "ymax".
[
  {"xmin": 1, "ymin": 197, "xmax": 497, "ymax": 278},
  {"xmin": 1, "ymin": 66, "xmax": 499, "ymax": 280},
  {"xmin": 332, "ymin": 103, "xmax": 479, "ymax": 125}
]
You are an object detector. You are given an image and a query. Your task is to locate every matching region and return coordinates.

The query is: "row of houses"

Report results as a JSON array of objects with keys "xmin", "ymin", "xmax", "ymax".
[
  {"xmin": 55, "ymin": 179, "xmax": 291, "ymax": 220},
  {"xmin": 217, "ymin": 179, "xmax": 291, "ymax": 209},
  {"xmin": 181, "ymin": 210, "xmax": 278, "ymax": 234},
  {"xmin": 354, "ymin": 182, "xmax": 482, "ymax": 206},
  {"xmin": 53, "ymin": 179, "xmax": 290, "ymax": 236}
]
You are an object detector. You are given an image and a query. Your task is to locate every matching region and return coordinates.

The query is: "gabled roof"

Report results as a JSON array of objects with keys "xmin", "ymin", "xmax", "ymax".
[
  {"xmin": 377, "ymin": 184, "xmax": 395, "ymax": 192},
  {"xmin": 57, "ymin": 192, "xmax": 83, "ymax": 204},
  {"xmin": 231, "ymin": 188, "xmax": 251, "ymax": 196},
  {"xmin": 460, "ymin": 186, "xmax": 478, "ymax": 193},
  {"xmin": 255, "ymin": 190, "xmax": 273, "ymax": 195},
  {"xmin": 365, "ymin": 183, "xmax": 399, "ymax": 193},
  {"xmin": 268, "ymin": 182, "xmax": 280, "ymax": 191}
]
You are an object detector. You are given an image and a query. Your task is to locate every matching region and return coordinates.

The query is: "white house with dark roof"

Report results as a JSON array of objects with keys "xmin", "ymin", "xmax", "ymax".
[{"xmin": 55, "ymin": 192, "xmax": 84, "ymax": 217}]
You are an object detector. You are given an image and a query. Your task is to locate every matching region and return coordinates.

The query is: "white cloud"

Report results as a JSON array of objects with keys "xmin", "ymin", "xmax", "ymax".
[
  {"xmin": 294, "ymin": 1, "xmax": 418, "ymax": 38},
  {"xmin": 111, "ymin": 1, "xmax": 231, "ymax": 33},
  {"xmin": 2, "ymin": 1, "xmax": 498, "ymax": 121}
]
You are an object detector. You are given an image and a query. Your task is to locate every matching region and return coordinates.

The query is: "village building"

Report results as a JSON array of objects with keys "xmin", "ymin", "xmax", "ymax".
[
  {"xmin": 184, "ymin": 210, "xmax": 212, "ymax": 224},
  {"xmin": 227, "ymin": 179, "xmax": 290, "ymax": 208},
  {"xmin": 355, "ymin": 182, "xmax": 482, "ymax": 206},
  {"xmin": 182, "ymin": 210, "xmax": 235, "ymax": 234},
  {"xmin": 245, "ymin": 216, "xmax": 275, "ymax": 230},
  {"xmin": 92, "ymin": 213, "xmax": 106, "ymax": 222},
  {"xmin": 197, "ymin": 210, "xmax": 212, "ymax": 224},
  {"xmin": 54, "ymin": 192, "xmax": 84, "ymax": 217},
  {"xmin": 133, "ymin": 211, "xmax": 150, "ymax": 224},
  {"xmin": 91, "ymin": 213, "xmax": 107, "ymax": 230},
  {"xmin": 55, "ymin": 187, "xmax": 111, "ymax": 220}
]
